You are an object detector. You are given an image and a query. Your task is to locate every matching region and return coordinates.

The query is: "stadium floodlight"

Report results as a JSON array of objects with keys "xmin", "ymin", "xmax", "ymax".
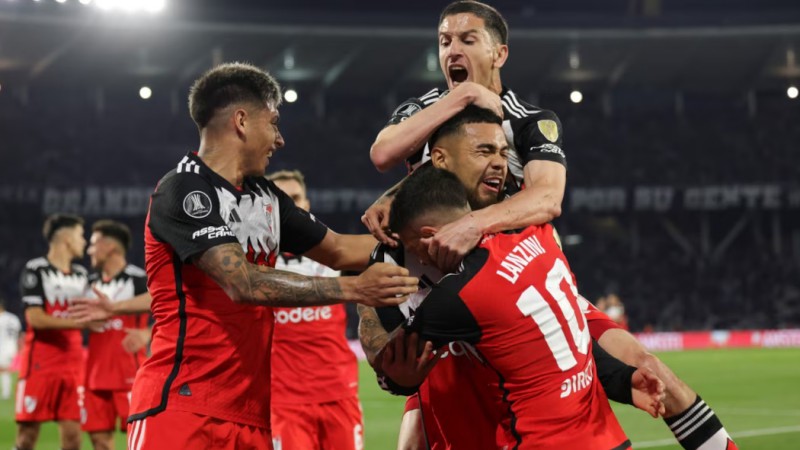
[
  {"xmin": 284, "ymin": 89, "xmax": 298, "ymax": 103},
  {"xmin": 55, "ymin": 0, "xmax": 67, "ymax": 3},
  {"xmin": 139, "ymin": 86, "xmax": 152, "ymax": 100},
  {"xmin": 142, "ymin": 0, "xmax": 165, "ymax": 12},
  {"xmin": 570, "ymin": 90, "xmax": 583, "ymax": 104},
  {"xmin": 79, "ymin": 0, "xmax": 92, "ymax": 5},
  {"xmin": 788, "ymin": 86, "xmax": 799, "ymax": 99}
]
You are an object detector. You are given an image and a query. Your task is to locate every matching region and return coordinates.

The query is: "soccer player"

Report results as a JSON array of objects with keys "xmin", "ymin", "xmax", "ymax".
[
  {"xmin": 365, "ymin": 2, "xmax": 736, "ymax": 449},
  {"xmin": 0, "ymin": 296, "xmax": 22, "ymax": 400},
  {"xmin": 267, "ymin": 170, "xmax": 364, "ymax": 450},
  {"xmin": 82, "ymin": 220, "xmax": 150, "ymax": 450},
  {"xmin": 124, "ymin": 62, "xmax": 417, "ymax": 449},
  {"xmin": 377, "ymin": 165, "xmax": 656, "ymax": 450},
  {"xmin": 15, "ymin": 213, "xmax": 90, "ymax": 450}
]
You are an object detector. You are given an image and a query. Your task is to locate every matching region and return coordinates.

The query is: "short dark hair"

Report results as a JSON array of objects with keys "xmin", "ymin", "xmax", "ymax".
[
  {"xmin": 429, "ymin": 104, "xmax": 503, "ymax": 148},
  {"xmin": 92, "ymin": 220, "xmax": 132, "ymax": 251},
  {"xmin": 43, "ymin": 214, "xmax": 84, "ymax": 242},
  {"xmin": 389, "ymin": 165, "xmax": 469, "ymax": 234},
  {"xmin": 440, "ymin": 1, "xmax": 509, "ymax": 45},
  {"xmin": 188, "ymin": 62, "xmax": 283, "ymax": 129}
]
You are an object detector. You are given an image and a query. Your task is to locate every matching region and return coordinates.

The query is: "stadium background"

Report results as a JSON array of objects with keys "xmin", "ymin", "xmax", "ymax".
[{"xmin": 0, "ymin": 0, "xmax": 798, "ymax": 448}]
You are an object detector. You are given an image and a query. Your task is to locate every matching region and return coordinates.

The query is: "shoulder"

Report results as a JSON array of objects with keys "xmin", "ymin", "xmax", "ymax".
[
  {"xmin": 124, "ymin": 264, "xmax": 147, "ymax": 278},
  {"xmin": 24, "ymin": 257, "xmax": 49, "ymax": 271},
  {"xmin": 438, "ymin": 247, "xmax": 490, "ymax": 293},
  {"xmin": 71, "ymin": 264, "xmax": 88, "ymax": 276},
  {"xmin": 501, "ymin": 89, "xmax": 559, "ymax": 122},
  {"xmin": 370, "ymin": 243, "xmax": 405, "ymax": 266},
  {"xmin": 418, "ymin": 87, "xmax": 446, "ymax": 106}
]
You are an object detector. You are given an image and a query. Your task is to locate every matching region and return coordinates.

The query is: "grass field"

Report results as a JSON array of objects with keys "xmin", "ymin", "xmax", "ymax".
[{"xmin": 1, "ymin": 348, "xmax": 798, "ymax": 449}]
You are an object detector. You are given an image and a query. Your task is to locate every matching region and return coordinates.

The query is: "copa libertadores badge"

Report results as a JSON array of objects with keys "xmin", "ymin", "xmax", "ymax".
[{"xmin": 183, "ymin": 191, "xmax": 213, "ymax": 219}]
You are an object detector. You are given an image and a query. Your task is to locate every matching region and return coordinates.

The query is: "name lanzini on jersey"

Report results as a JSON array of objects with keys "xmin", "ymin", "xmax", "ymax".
[{"xmin": 496, "ymin": 235, "xmax": 548, "ymax": 284}]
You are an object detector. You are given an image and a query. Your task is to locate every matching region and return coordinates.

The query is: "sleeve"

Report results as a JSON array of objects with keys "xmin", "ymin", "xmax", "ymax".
[
  {"xmin": 514, "ymin": 110, "xmax": 567, "ymax": 168},
  {"xmin": 592, "ymin": 340, "xmax": 636, "ymax": 405},
  {"xmin": 148, "ymin": 174, "xmax": 239, "ymax": 263},
  {"xmin": 133, "ymin": 274, "xmax": 148, "ymax": 296},
  {"xmin": 19, "ymin": 268, "xmax": 44, "ymax": 310},
  {"xmin": 403, "ymin": 282, "xmax": 481, "ymax": 349},
  {"xmin": 268, "ymin": 181, "xmax": 329, "ymax": 255},
  {"xmin": 584, "ymin": 302, "xmax": 624, "ymax": 341},
  {"xmin": 385, "ymin": 97, "xmax": 426, "ymax": 127}
]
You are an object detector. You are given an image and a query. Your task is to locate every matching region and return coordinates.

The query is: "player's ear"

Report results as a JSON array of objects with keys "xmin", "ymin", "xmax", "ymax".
[
  {"xmin": 430, "ymin": 147, "xmax": 449, "ymax": 170},
  {"xmin": 493, "ymin": 44, "xmax": 508, "ymax": 69},
  {"xmin": 233, "ymin": 108, "xmax": 248, "ymax": 137},
  {"xmin": 420, "ymin": 225, "xmax": 438, "ymax": 238}
]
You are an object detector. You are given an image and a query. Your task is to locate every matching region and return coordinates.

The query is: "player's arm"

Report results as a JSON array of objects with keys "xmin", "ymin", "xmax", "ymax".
[
  {"xmin": 26, "ymin": 306, "xmax": 86, "ymax": 330},
  {"xmin": 68, "ymin": 289, "xmax": 151, "ymax": 323},
  {"xmin": 362, "ymin": 178, "xmax": 404, "ymax": 246},
  {"xmin": 357, "ymin": 304, "xmax": 391, "ymax": 366},
  {"xmin": 195, "ymin": 243, "xmax": 415, "ymax": 307},
  {"xmin": 303, "ymin": 231, "xmax": 378, "ymax": 271},
  {"xmin": 370, "ymin": 82, "xmax": 503, "ymax": 172},
  {"xmin": 593, "ymin": 341, "xmax": 666, "ymax": 418}
]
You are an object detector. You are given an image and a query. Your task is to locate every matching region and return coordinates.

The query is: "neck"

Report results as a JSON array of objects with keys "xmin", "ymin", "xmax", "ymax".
[
  {"xmin": 488, "ymin": 73, "xmax": 503, "ymax": 95},
  {"xmin": 197, "ymin": 131, "xmax": 245, "ymax": 187},
  {"xmin": 100, "ymin": 255, "xmax": 127, "ymax": 280},
  {"xmin": 47, "ymin": 244, "xmax": 74, "ymax": 272}
]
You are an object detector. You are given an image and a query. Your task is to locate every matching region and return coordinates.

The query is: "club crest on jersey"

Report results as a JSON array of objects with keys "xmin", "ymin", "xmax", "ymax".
[
  {"xmin": 537, "ymin": 119, "xmax": 559, "ymax": 143},
  {"xmin": 22, "ymin": 272, "xmax": 38, "ymax": 289},
  {"xmin": 182, "ymin": 191, "xmax": 212, "ymax": 219},
  {"xmin": 24, "ymin": 395, "xmax": 37, "ymax": 413}
]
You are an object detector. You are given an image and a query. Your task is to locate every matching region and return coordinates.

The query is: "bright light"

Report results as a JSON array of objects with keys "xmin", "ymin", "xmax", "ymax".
[
  {"xmin": 93, "ymin": 0, "xmax": 165, "ymax": 12},
  {"xmin": 788, "ymin": 86, "xmax": 799, "ymax": 99},
  {"xmin": 570, "ymin": 90, "xmax": 583, "ymax": 104},
  {"xmin": 284, "ymin": 89, "xmax": 298, "ymax": 103},
  {"xmin": 55, "ymin": 0, "xmax": 67, "ymax": 3},
  {"xmin": 142, "ymin": 0, "xmax": 165, "ymax": 12},
  {"xmin": 139, "ymin": 86, "xmax": 152, "ymax": 100},
  {"xmin": 79, "ymin": 0, "xmax": 92, "ymax": 5}
]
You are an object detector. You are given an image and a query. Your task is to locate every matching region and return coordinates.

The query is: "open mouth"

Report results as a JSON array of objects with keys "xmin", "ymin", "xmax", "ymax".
[
  {"xmin": 449, "ymin": 65, "xmax": 468, "ymax": 84},
  {"xmin": 482, "ymin": 177, "xmax": 502, "ymax": 193}
]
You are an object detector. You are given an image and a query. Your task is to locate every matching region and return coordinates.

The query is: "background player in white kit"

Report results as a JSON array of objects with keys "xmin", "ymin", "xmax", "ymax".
[
  {"xmin": 0, "ymin": 297, "xmax": 22, "ymax": 400},
  {"xmin": 267, "ymin": 170, "xmax": 364, "ymax": 450}
]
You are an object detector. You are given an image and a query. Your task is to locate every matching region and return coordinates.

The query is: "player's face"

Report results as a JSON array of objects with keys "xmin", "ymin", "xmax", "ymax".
[
  {"xmin": 245, "ymin": 104, "xmax": 285, "ymax": 177},
  {"xmin": 87, "ymin": 231, "xmax": 114, "ymax": 270},
  {"xmin": 435, "ymin": 123, "xmax": 508, "ymax": 209},
  {"xmin": 273, "ymin": 178, "xmax": 310, "ymax": 212},
  {"xmin": 439, "ymin": 13, "xmax": 505, "ymax": 90},
  {"xmin": 61, "ymin": 225, "xmax": 87, "ymax": 259}
]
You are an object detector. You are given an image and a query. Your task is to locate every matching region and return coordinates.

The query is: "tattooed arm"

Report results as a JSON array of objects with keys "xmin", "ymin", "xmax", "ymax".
[
  {"xmin": 357, "ymin": 305, "xmax": 391, "ymax": 366},
  {"xmin": 194, "ymin": 243, "xmax": 418, "ymax": 307}
]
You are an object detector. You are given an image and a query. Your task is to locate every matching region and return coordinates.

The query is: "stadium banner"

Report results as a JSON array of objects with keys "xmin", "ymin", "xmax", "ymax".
[
  {"xmin": 568, "ymin": 184, "xmax": 800, "ymax": 212},
  {"xmin": 1, "ymin": 184, "xmax": 798, "ymax": 217},
  {"xmin": 635, "ymin": 329, "xmax": 800, "ymax": 352}
]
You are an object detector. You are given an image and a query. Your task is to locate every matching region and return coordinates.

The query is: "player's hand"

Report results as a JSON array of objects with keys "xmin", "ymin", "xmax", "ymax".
[
  {"xmin": 361, "ymin": 194, "xmax": 399, "ymax": 247},
  {"xmin": 122, "ymin": 328, "xmax": 152, "ymax": 354},
  {"xmin": 379, "ymin": 329, "xmax": 438, "ymax": 388},
  {"xmin": 631, "ymin": 367, "xmax": 666, "ymax": 418},
  {"xmin": 351, "ymin": 263, "xmax": 418, "ymax": 307},
  {"xmin": 69, "ymin": 286, "xmax": 114, "ymax": 323},
  {"xmin": 457, "ymin": 82, "xmax": 504, "ymax": 118},
  {"xmin": 421, "ymin": 213, "xmax": 482, "ymax": 273}
]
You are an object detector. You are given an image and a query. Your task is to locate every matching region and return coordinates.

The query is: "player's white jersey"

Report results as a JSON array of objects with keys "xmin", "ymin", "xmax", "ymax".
[{"xmin": 0, "ymin": 311, "xmax": 22, "ymax": 367}]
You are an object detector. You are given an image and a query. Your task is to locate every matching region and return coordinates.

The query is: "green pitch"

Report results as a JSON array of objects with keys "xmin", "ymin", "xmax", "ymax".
[{"xmin": 1, "ymin": 348, "xmax": 798, "ymax": 449}]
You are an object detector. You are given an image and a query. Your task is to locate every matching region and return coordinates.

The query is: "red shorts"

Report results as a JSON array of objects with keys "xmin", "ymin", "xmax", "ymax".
[
  {"xmin": 271, "ymin": 395, "xmax": 363, "ymax": 450},
  {"xmin": 127, "ymin": 409, "xmax": 271, "ymax": 450},
  {"xmin": 15, "ymin": 374, "xmax": 80, "ymax": 423},
  {"xmin": 82, "ymin": 389, "xmax": 130, "ymax": 432}
]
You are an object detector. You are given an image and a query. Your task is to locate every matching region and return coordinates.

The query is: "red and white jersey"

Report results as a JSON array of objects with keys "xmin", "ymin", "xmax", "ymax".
[
  {"xmin": 18, "ymin": 257, "xmax": 88, "ymax": 378},
  {"xmin": 405, "ymin": 224, "xmax": 630, "ymax": 450},
  {"xmin": 85, "ymin": 264, "xmax": 149, "ymax": 391},
  {"xmin": 130, "ymin": 152, "xmax": 328, "ymax": 429},
  {"xmin": 271, "ymin": 254, "xmax": 358, "ymax": 405}
]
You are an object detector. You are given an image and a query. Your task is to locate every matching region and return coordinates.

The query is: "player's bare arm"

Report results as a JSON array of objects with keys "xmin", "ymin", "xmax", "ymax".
[
  {"xmin": 302, "ymin": 230, "xmax": 378, "ymax": 271},
  {"xmin": 196, "ymin": 242, "xmax": 417, "ymax": 307},
  {"xmin": 26, "ymin": 306, "xmax": 88, "ymax": 330},
  {"xmin": 426, "ymin": 160, "xmax": 566, "ymax": 271},
  {"xmin": 69, "ymin": 288, "xmax": 152, "ymax": 323},
  {"xmin": 362, "ymin": 179, "xmax": 404, "ymax": 246},
  {"xmin": 357, "ymin": 304, "xmax": 391, "ymax": 365},
  {"xmin": 370, "ymin": 82, "xmax": 502, "ymax": 172}
]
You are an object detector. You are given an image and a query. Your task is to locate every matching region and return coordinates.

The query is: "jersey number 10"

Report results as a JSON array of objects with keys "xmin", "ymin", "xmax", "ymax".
[{"xmin": 516, "ymin": 258, "xmax": 591, "ymax": 371}]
